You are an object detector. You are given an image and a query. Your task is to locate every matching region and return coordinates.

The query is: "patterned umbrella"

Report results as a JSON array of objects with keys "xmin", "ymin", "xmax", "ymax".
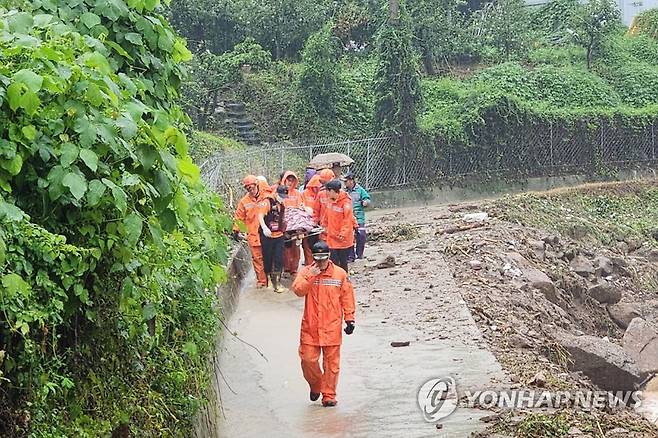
[{"xmin": 308, "ymin": 152, "xmax": 354, "ymax": 170}]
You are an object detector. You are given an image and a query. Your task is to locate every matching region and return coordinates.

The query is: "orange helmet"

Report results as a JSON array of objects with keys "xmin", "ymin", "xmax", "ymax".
[
  {"xmin": 318, "ymin": 169, "xmax": 335, "ymax": 183},
  {"xmin": 243, "ymin": 174, "xmax": 258, "ymax": 187}
]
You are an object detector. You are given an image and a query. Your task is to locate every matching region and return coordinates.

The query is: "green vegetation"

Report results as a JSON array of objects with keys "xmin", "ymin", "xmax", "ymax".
[
  {"xmin": 189, "ymin": 131, "xmax": 246, "ymax": 162},
  {"xmin": 0, "ymin": 0, "xmax": 230, "ymax": 436},
  {"xmin": 494, "ymin": 181, "xmax": 658, "ymax": 247},
  {"xmin": 492, "ymin": 409, "xmax": 657, "ymax": 437},
  {"xmin": 170, "ymin": 0, "xmax": 658, "ymax": 162}
]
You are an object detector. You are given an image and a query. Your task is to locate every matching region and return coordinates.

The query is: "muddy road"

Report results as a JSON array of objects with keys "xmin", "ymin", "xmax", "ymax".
[
  {"xmin": 216, "ymin": 207, "xmax": 506, "ymax": 437},
  {"xmin": 216, "ymin": 194, "xmax": 658, "ymax": 437}
]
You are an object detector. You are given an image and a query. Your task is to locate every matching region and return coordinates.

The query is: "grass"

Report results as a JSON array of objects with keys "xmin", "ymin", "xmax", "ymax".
[
  {"xmin": 189, "ymin": 130, "xmax": 246, "ymax": 163},
  {"xmin": 492, "ymin": 179, "xmax": 658, "ymax": 248}
]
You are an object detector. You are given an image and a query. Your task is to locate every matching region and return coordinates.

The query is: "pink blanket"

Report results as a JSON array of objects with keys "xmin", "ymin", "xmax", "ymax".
[{"xmin": 285, "ymin": 208, "xmax": 315, "ymax": 232}]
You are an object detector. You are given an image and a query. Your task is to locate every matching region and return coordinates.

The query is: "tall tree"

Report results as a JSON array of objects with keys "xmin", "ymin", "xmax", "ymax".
[
  {"xmin": 373, "ymin": 0, "xmax": 421, "ymax": 148},
  {"xmin": 572, "ymin": 0, "xmax": 621, "ymax": 69},
  {"xmin": 299, "ymin": 23, "xmax": 341, "ymax": 117},
  {"xmin": 407, "ymin": 0, "xmax": 466, "ymax": 74},
  {"xmin": 477, "ymin": 0, "xmax": 532, "ymax": 60}
]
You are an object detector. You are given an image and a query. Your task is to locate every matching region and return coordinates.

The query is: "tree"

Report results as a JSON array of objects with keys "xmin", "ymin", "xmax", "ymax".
[
  {"xmin": 572, "ymin": 0, "xmax": 621, "ymax": 68},
  {"xmin": 476, "ymin": 0, "xmax": 532, "ymax": 60},
  {"xmin": 407, "ymin": 0, "xmax": 466, "ymax": 74},
  {"xmin": 299, "ymin": 24, "xmax": 341, "ymax": 117},
  {"xmin": 373, "ymin": 0, "xmax": 422, "ymax": 147},
  {"xmin": 230, "ymin": 0, "xmax": 331, "ymax": 59}
]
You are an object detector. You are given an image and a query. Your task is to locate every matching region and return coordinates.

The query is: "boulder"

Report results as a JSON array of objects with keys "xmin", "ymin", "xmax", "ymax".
[
  {"xmin": 523, "ymin": 268, "xmax": 557, "ymax": 303},
  {"xmin": 607, "ymin": 303, "xmax": 642, "ymax": 329},
  {"xmin": 570, "ymin": 255, "xmax": 594, "ymax": 277},
  {"xmin": 556, "ymin": 331, "xmax": 646, "ymax": 391},
  {"xmin": 588, "ymin": 281, "xmax": 622, "ymax": 304},
  {"xmin": 623, "ymin": 318, "xmax": 658, "ymax": 375},
  {"xmin": 610, "ymin": 257, "xmax": 631, "ymax": 277},
  {"xmin": 593, "ymin": 256, "xmax": 614, "ymax": 277}
]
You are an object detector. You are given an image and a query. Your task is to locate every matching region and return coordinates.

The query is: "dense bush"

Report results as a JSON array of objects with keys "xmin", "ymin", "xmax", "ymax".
[
  {"xmin": 629, "ymin": 8, "xmax": 658, "ymax": 39},
  {"xmin": 189, "ymin": 131, "xmax": 245, "ymax": 162},
  {"xmin": 0, "ymin": 1, "xmax": 230, "ymax": 436}
]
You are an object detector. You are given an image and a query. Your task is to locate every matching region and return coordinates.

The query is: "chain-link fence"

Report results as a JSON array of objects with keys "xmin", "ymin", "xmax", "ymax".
[
  {"xmin": 201, "ymin": 121, "xmax": 658, "ymax": 208},
  {"xmin": 200, "ymin": 136, "xmax": 402, "ymax": 207}
]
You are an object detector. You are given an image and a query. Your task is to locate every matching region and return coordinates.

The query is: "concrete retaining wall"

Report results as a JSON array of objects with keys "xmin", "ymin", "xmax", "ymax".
[
  {"xmin": 193, "ymin": 242, "xmax": 251, "ymax": 438},
  {"xmin": 372, "ymin": 168, "xmax": 658, "ymax": 209}
]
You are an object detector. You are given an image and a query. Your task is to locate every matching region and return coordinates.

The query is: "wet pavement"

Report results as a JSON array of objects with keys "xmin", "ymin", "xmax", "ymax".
[{"xmin": 217, "ymin": 255, "xmax": 506, "ymax": 438}]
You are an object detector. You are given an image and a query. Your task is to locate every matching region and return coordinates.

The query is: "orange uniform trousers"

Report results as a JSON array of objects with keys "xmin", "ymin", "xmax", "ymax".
[
  {"xmin": 283, "ymin": 243, "xmax": 301, "ymax": 274},
  {"xmin": 299, "ymin": 344, "xmax": 341, "ymax": 402},
  {"xmin": 249, "ymin": 244, "xmax": 267, "ymax": 286},
  {"xmin": 301, "ymin": 238, "xmax": 313, "ymax": 266}
]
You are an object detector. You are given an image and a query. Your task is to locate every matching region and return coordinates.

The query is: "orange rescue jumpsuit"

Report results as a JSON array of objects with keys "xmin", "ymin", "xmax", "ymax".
[
  {"xmin": 292, "ymin": 262, "xmax": 355, "ymax": 403},
  {"xmin": 233, "ymin": 182, "xmax": 269, "ymax": 286},
  {"xmin": 281, "ymin": 171, "xmax": 304, "ymax": 274},
  {"xmin": 321, "ymin": 191, "xmax": 356, "ymax": 250}
]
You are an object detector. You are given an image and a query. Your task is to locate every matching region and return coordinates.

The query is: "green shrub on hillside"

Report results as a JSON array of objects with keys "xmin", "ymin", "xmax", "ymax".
[
  {"xmin": 189, "ymin": 131, "xmax": 246, "ymax": 162},
  {"xmin": 0, "ymin": 1, "xmax": 230, "ymax": 436},
  {"xmin": 530, "ymin": 65, "xmax": 620, "ymax": 107},
  {"xmin": 599, "ymin": 63, "xmax": 658, "ymax": 106}
]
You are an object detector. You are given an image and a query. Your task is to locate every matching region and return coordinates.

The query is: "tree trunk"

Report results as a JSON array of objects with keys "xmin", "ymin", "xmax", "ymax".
[
  {"xmin": 389, "ymin": 0, "xmax": 400, "ymax": 24},
  {"xmin": 422, "ymin": 48, "xmax": 436, "ymax": 75},
  {"xmin": 587, "ymin": 37, "xmax": 593, "ymax": 69}
]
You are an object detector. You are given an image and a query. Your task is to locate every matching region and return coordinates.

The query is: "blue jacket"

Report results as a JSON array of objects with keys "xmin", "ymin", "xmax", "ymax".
[{"xmin": 346, "ymin": 184, "xmax": 371, "ymax": 225}]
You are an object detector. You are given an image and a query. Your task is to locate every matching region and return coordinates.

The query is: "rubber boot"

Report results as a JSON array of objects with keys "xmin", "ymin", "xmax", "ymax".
[
  {"xmin": 271, "ymin": 273, "xmax": 281, "ymax": 293},
  {"xmin": 272, "ymin": 273, "xmax": 287, "ymax": 293}
]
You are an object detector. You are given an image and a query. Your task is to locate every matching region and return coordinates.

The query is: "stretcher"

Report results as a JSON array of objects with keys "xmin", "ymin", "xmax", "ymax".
[{"xmin": 284, "ymin": 226, "xmax": 324, "ymax": 243}]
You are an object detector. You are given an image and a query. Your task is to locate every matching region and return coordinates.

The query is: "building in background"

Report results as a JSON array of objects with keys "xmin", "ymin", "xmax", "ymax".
[{"xmin": 525, "ymin": 0, "xmax": 656, "ymax": 26}]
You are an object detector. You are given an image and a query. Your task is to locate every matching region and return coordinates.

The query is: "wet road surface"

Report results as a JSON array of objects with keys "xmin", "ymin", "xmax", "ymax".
[{"xmin": 217, "ymin": 257, "xmax": 506, "ymax": 438}]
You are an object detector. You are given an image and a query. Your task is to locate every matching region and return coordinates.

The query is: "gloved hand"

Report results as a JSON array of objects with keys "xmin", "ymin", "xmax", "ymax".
[{"xmin": 344, "ymin": 321, "xmax": 355, "ymax": 335}]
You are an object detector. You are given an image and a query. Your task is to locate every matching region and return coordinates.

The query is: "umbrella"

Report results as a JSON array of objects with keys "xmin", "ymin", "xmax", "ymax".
[{"xmin": 308, "ymin": 152, "xmax": 354, "ymax": 170}]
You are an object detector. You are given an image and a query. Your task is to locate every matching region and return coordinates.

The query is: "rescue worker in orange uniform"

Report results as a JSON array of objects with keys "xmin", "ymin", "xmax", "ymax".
[
  {"xmin": 312, "ymin": 169, "xmax": 336, "ymax": 225},
  {"xmin": 280, "ymin": 171, "xmax": 305, "ymax": 276},
  {"xmin": 233, "ymin": 175, "xmax": 268, "ymax": 287},
  {"xmin": 301, "ymin": 174, "xmax": 323, "ymax": 265},
  {"xmin": 292, "ymin": 241, "xmax": 355, "ymax": 407},
  {"xmin": 321, "ymin": 179, "xmax": 356, "ymax": 273}
]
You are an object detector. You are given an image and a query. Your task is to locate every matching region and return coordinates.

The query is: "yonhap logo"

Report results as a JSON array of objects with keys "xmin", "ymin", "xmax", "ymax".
[{"xmin": 417, "ymin": 377, "xmax": 458, "ymax": 422}]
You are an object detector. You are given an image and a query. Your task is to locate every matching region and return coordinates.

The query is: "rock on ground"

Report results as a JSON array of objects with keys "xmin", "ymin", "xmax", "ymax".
[
  {"xmin": 608, "ymin": 303, "xmax": 642, "ymax": 329},
  {"xmin": 570, "ymin": 255, "xmax": 595, "ymax": 277},
  {"xmin": 588, "ymin": 281, "xmax": 622, "ymax": 305},
  {"xmin": 623, "ymin": 318, "xmax": 658, "ymax": 375},
  {"xmin": 556, "ymin": 331, "xmax": 646, "ymax": 391}
]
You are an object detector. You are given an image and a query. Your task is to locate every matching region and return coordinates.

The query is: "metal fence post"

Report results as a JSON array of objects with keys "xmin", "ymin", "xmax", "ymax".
[{"xmin": 366, "ymin": 138, "xmax": 371, "ymax": 190}]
